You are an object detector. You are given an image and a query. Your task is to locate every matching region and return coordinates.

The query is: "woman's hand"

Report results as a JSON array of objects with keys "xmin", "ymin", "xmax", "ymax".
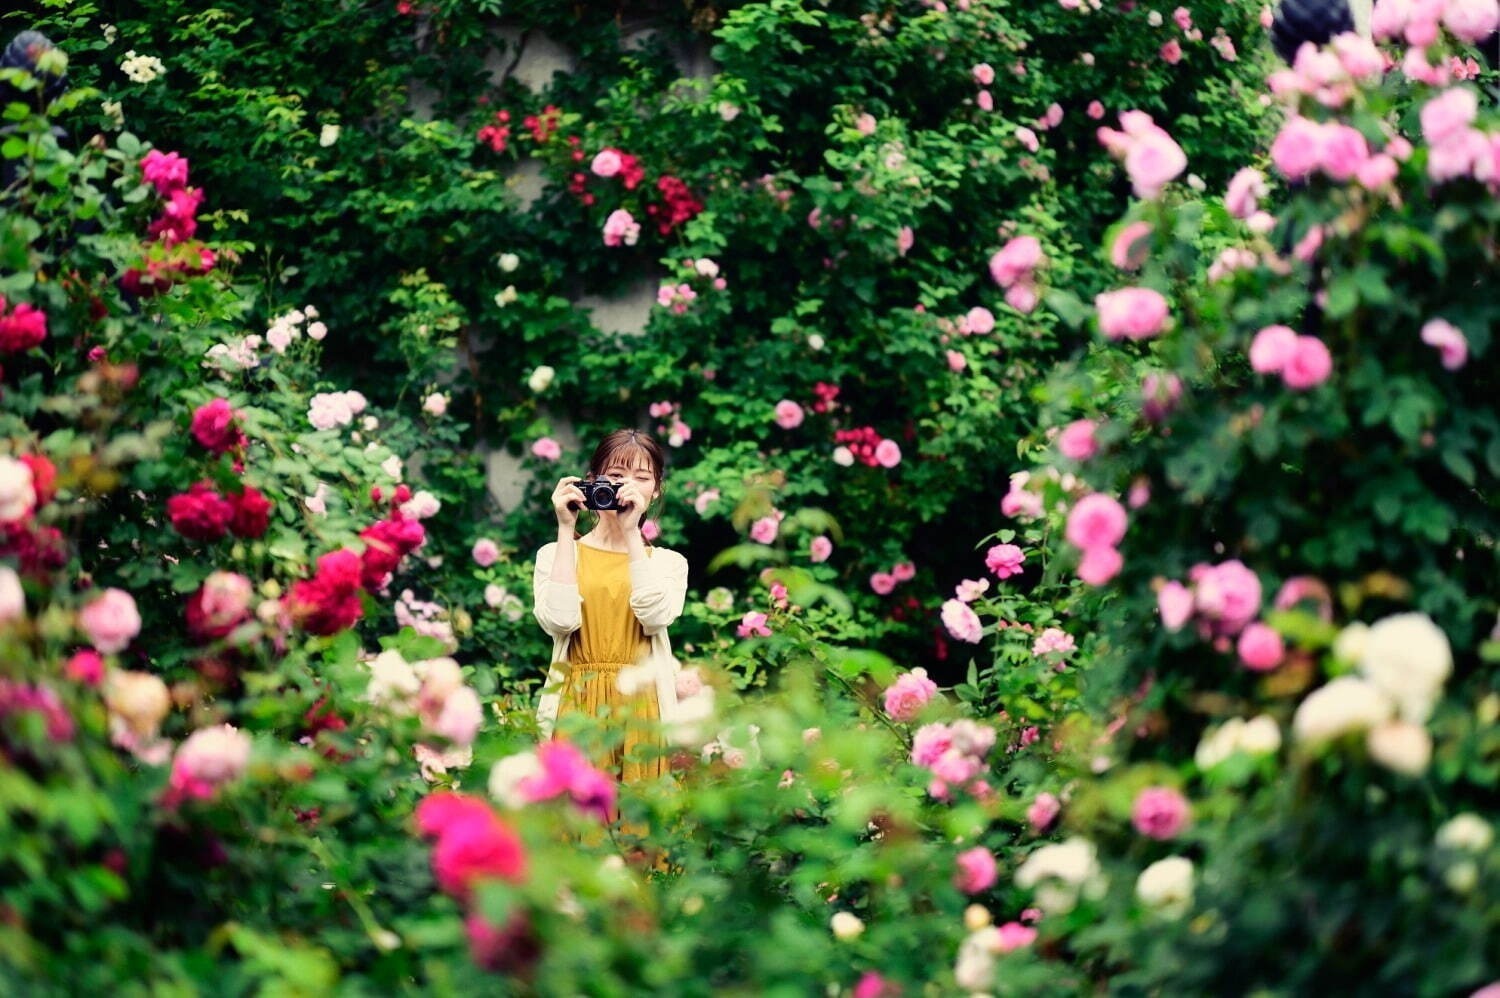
[
  {"xmin": 615, "ymin": 480, "xmax": 651, "ymax": 532},
  {"xmin": 551, "ymin": 476, "xmax": 584, "ymax": 529}
]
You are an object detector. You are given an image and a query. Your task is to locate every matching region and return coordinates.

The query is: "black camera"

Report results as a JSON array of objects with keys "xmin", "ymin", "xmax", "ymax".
[{"xmin": 577, "ymin": 477, "xmax": 625, "ymax": 512}]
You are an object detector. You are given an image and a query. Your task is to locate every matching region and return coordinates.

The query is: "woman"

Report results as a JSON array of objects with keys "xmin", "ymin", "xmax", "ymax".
[{"xmin": 532, "ymin": 429, "xmax": 688, "ymax": 795}]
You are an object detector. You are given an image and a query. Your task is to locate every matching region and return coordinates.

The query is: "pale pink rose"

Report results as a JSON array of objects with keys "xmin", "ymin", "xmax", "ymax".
[
  {"xmin": 996, "ymin": 922, "xmax": 1039, "ymax": 951},
  {"xmin": 601, "ymin": 208, "xmax": 640, "ymax": 247},
  {"xmin": 884, "ymin": 668, "xmax": 938, "ymax": 721},
  {"xmin": 1158, "ymin": 581, "xmax": 1195, "ymax": 631},
  {"xmin": 1237, "ymin": 622, "xmax": 1286, "ymax": 671},
  {"xmin": 1027, "ymin": 791, "xmax": 1061, "ymax": 831},
  {"xmin": 941, "ymin": 599, "xmax": 984, "ymax": 643},
  {"xmin": 1124, "ymin": 129, "xmax": 1188, "ymax": 198},
  {"xmin": 1057, "ymin": 419, "xmax": 1099, "ymax": 461},
  {"xmin": 1002, "ymin": 484, "xmax": 1043, "ymax": 520},
  {"xmin": 989, "ymin": 236, "xmax": 1043, "ymax": 287},
  {"xmin": 1427, "ymin": 128, "xmax": 1489, "ymax": 181},
  {"xmin": 531, "ymin": 437, "xmax": 562, "ymax": 461},
  {"xmin": 1159, "ymin": 38, "xmax": 1183, "ymax": 64},
  {"xmin": 1371, "ymin": 0, "xmax": 1413, "ymax": 38},
  {"xmin": 1095, "ymin": 287, "xmax": 1169, "ymax": 341},
  {"xmin": 1032, "ymin": 627, "xmax": 1076, "ymax": 656},
  {"xmin": 1420, "ymin": 318, "xmax": 1469, "ymax": 370},
  {"xmin": 977, "ymin": 89, "xmax": 994, "ymax": 112},
  {"xmin": 1356, "ymin": 154, "xmax": 1399, "ymax": 189},
  {"xmin": 874, "ymin": 439, "xmax": 902, "ymax": 468},
  {"xmin": 954, "ymin": 847, "xmax": 998, "ymax": 893},
  {"xmin": 171, "ymin": 724, "xmax": 251, "ymax": 794},
  {"xmin": 1087, "ymin": 100, "xmax": 1105, "ymax": 120},
  {"xmin": 1292, "ymin": 225, "xmax": 1325, "ymax": 263},
  {"xmin": 1015, "ymin": 126, "xmax": 1040, "ymax": 152},
  {"xmin": 1270, "ymin": 116, "xmax": 1326, "ymax": 180},
  {"xmin": 693, "ymin": 488, "xmax": 720, "ymax": 515},
  {"xmin": 79, "ymin": 588, "xmax": 142, "ymax": 654},
  {"xmin": 1173, "ymin": 6, "xmax": 1193, "ymax": 29},
  {"xmin": 749, "ymin": 515, "xmax": 780, "ymax": 544},
  {"xmin": 422, "ymin": 392, "xmax": 448, "ymax": 416},
  {"xmin": 1443, "ymin": 0, "xmax": 1500, "ymax": 41},
  {"xmin": 832, "ymin": 446, "xmax": 855, "ymax": 467},
  {"xmin": 1249, "ymin": 324, "xmax": 1299, "ymax": 374},
  {"xmin": 774, "ymin": 399, "xmax": 805, "ymax": 429},
  {"xmin": 897, "ymin": 226, "xmax": 915, "ymax": 257},
  {"xmin": 1110, "ymin": 221, "xmax": 1153, "ymax": 270},
  {"xmin": 972, "ymin": 63, "xmax": 996, "ymax": 85},
  {"xmin": 1077, "ymin": 545, "xmax": 1123, "ymax": 585},
  {"xmin": 947, "ymin": 349, "xmax": 968, "ymax": 372},
  {"xmin": 1065, "ymin": 494, "xmax": 1127, "ymax": 550},
  {"xmin": 590, "ymin": 148, "xmax": 622, "ymax": 177},
  {"xmin": 1319, "ymin": 124, "xmax": 1370, "ymax": 181},
  {"xmin": 955, "ymin": 578, "xmax": 990, "ymax": 602},
  {"xmin": 985, "ymin": 543, "xmax": 1026, "ymax": 579},
  {"xmin": 810, "ymin": 536, "xmax": 833, "ymax": 563},
  {"xmin": 966, "ymin": 306, "xmax": 996, "ymax": 334},
  {"xmin": 855, "ymin": 113, "xmax": 878, "ymax": 135},
  {"xmin": 1043, "ymin": 103, "xmax": 1064, "ymax": 128},
  {"xmin": 736, "ymin": 610, "xmax": 771, "ymax": 638},
  {"xmin": 192, "ymin": 572, "xmax": 253, "ymax": 634},
  {"xmin": 910, "ymin": 723, "xmax": 954, "ymax": 767},
  {"xmin": 1421, "ymin": 87, "xmax": 1478, "ymax": 145},
  {"xmin": 1190, "ymin": 560, "xmax": 1263, "ymax": 635},
  {"xmin": 1282, "ymin": 336, "xmax": 1333, "ymax": 389},
  {"xmin": 1132, "ymin": 786, "xmax": 1190, "ymax": 839},
  {"xmin": 1225, "ymin": 167, "xmax": 1268, "ymax": 219},
  {"xmin": 1141, "ymin": 371, "xmax": 1183, "ymax": 424},
  {"xmin": 870, "ymin": 572, "xmax": 897, "ymax": 595},
  {"xmin": 1004, "ymin": 282, "xmax": 1039, "ymax": 314},
  {"xmin": 471, "ymin": 538, "xmax": 500, "ymax": 567},
  {"xmin": 675, "ymin": 668, "xmax": 703, "ymax": 699},
  {"xmin": 1332, "ymin": 32, "xmax": 1386, "ymax": 78},
  {"xmin": 1128, "ymin": 478, "xmax": 1151, "ymax": 509}
]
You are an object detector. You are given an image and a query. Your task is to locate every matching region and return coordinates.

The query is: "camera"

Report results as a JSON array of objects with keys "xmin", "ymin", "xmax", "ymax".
[{"xmin": 577, "ymin": 476, "xmax": 625, "ymax": 512}]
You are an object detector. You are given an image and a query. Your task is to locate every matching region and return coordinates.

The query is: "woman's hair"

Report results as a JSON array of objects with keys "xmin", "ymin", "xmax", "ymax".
[{"xmin": 587, "ymin": 428, "xmax": 666, "ymax": 494}]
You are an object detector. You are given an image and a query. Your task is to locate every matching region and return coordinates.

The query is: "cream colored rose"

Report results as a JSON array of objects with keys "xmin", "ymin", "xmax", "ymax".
[
  {"xmin": 1292, "ymin": 676, "xmax": 1393, "ymax": 744},
  {"xmin": 104, "ymin": 669, "xmax": 171, "ymax": 736},
  {"xmin": 1136, "ymin": 856, "xmax": 1194, "ymax": 917},
  {"xmin": 830, "ymin": 912, "xmax": 864, "ymax": 940},
  {"xmin": 1357, "ymin": 612, "xmax": 1452, "ymax": 723},
  {"xmin": 1365, "ymin": 720, "xmax": 1432, "ymax": 776}
]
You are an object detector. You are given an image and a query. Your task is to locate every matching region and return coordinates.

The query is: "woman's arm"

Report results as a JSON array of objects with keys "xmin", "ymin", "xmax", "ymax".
[
  {"xmin": 532, "ymin": 542, "xmax": 582, "ymax": 638},
  {"xmin": 628, "ymin": 549, "xmax": 689, "ymax": 636}
]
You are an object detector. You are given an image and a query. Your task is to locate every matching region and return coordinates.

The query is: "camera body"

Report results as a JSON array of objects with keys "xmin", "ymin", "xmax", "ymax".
[{"xmin": 577, "ymin": 476, "xmax": 625, "ymax": 511}]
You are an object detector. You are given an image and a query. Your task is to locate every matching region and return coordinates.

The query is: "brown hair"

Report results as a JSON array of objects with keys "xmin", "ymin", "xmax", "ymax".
[{"xmin": 587, "ymin": 430, "xmax": 666, "ymax": 523}]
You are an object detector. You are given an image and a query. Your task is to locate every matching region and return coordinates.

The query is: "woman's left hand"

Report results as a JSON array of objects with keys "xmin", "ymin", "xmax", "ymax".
[{"xmin": 615, "ymin": 480, "xmax": 650, "ymax": 531}]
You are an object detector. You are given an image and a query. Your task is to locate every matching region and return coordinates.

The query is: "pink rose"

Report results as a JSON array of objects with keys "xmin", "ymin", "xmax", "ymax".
[
  {"xmin": 972, "ymin": 62, "xmax": 996, "ymax": 85},
  {"xmin": 693, "ymin": 488, "xmax": 720, "ymax": 515},
  {"xmin": 169, "ymin": 724, "xmax": 251, "ymax": 801},
  {"xmin": 471, "ymin": 538, "xmax": 500, "ymax": 567},
  {"xmin": 140, "ymin": 149, "xmax": 190, "ymax": 196},
  {"xmin": 1356, "ymin": 154, "xmax": 1399, "ymax": 190},
  {"xmin": 1237, "ymin": 622, "xmax": 1285, "ymax": 671},
  {"xmin": 965, "ymin": 306, "xmax": 996, "ymax": 334},
  {"xmin": 190, "ymin": 398, "xmax": 245, "ymax": 454},
  {"xmin": 1095, "ymin": 287, "xmax": 1170, "ymax": 341},
  {"xmin": 1087, "ymin": 99, "xmax": 1105, "ymax": 119},
  {"xmin": 1225, "ymin": 167, "xmax": 1267, "ymax": 219},
  {"xmin": 79, "ymin": 588, "xmax": 142, "ymax": 654},
  {"xmin": 1249, "ymin": 324, "xmax": 1299, "ymax": 374},
  {"xmin": 897, "ymin": 226, "xmax": 915, "ymax": 257},
  {"xmin": 1141, "ymin": 372, "xmax": 1183, "ymax": 424},
  {"xmin": 977, "ymin": 89, "xmax": 995, "ymax": 112},
  {"xmin": 737, "ymin": 610, "xmax": 771, "ymax": 638},
  {"xmin": 1157, "ymin": 580, "xmax": 1195, "ymax": 631},
  {"xmin": 1423, "ymin": 89, "xmax": 1479, "ymax": 146},
  {"xmin": 1159, "ymin": 38, "xmax": 1183, "ymax": 64},
  {"xmin": 941, "ymin": 599, "xmax": 984, "ymax": 643},
  {"xmin": 985, "ymin": 543, "xmax": 1026, "ymax": 579},
  {"xmin": 1065, "ymin": 494, "xmax": 1128, "ymax": 550},
  {"xmin": 1110, "ymin": 221, "xmax": 1153, "ymax": 270},
  {"xmin": 185, "ymin": 571, "xmax": 254, "ymax": 640},
  {"xmin": 874, "ymin": 439, "xmax": 902, "ymax": 468},
  {"xmin": 988, "ymin": 236, "xmax": 1043, "ymax": 288},
  {"xmin": 947, "ymin": 349, "xmax": 968, "ymax": 372},
  {"xmin": 855, "ymin": 113, "xmax": 877, "ymax": 135},
  {"xmin": 774, "ymin": 399, "xmax": 805, "ymax": 429},
  {"xmin": 1132, "ymin": 786, "xmax": 1190, "ymax": 840},
  {"xmin": 884, "ymin": 668, "xmax": 938, "ymax": 721},
  {"xmin": 810, "ymin": 536, "xmax": 833, "ymax": 563},
  {"xmin": 1124, "ymin": 128, "xmax": 1187, "ymax": 198},
  {"xmin": 1190, "ymin": 559, "xmax": 1263, "ymax": 635},
  {"xmin": 531, "ymin": 437, "xmax": 562, "ymax": 461},
  {"xmin": 1270, "ymin": 116, "xmax": 1326, "ymax": 181},
  {"xmin": 1004, "ymin": 282, "xmax": 1039, "ymax": 314},
  {"xmin": 1015, "ymin": 126, "xmax": 1040, "ymax": 152},
  {"xmin": 955, "ymin": 578, "xmax": 990, "ymax": 602},
  {"xmin": 432, "ymin": 686, "xmax": 484, "ymax": 745},
  {"xmin": 1027, "ymin": 791, "xmax": 1061, "ymax": 831},
  {"xmin": 892, "ymin": 561, "xmax": 916, "ymax": 582},
  {"xmin": 590, "ymin": 148, "xmax": 623, "ymax": 178},
  {"xmin": 1077, "ymin": 545, "xmax": 1123, "ymax": 585},
  {"xmin": 1319, "ymin": 124, "xmax": 1370, "ymax": 181},
  {"xmin": 1443, "ymin": 0, "xmax": 1500, "ymax": 41},
  {"xmin": 750, "ymin": 515, "xmax": 780, "ymax": 544},
  {"xmin": 1282, "ymin": 336, "xmax": 1333, "ymax": 390},
  {"xmin": 1420, "ymin": 317, "xmax": 1469, "ymax": 370},
  {"xmin": 601, "ymin": 208, "xmax": 640, "ymax": 248},
  {"xmin": 953, "ymin": 847, "xmax": 998, "ymax": 894},
  {"xmin": 996, "ymin": 922, "xmax": 1039, "ymax": 952},
  {"xmin": 870, "ymin": 572, "xmax": 897, "ymax": 595},
  {"xmin": 1057, "ymin": 419, "xmax": 1099, "ymax": 461}
]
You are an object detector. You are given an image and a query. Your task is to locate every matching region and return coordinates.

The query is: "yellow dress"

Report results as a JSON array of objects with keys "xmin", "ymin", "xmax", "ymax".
[{"xmin": 553, "ymin": 544, "xmax": 671, "ymax": 795}]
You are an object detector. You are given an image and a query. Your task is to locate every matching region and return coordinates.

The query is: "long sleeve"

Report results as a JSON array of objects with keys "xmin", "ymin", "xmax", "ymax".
[
  {"xmin": 532, "ymin": 542, "xmax": 582, "ymax": 639},
  {"xmin": 629, "ymin": 548, "xmax": 689, "ymax": 636}
]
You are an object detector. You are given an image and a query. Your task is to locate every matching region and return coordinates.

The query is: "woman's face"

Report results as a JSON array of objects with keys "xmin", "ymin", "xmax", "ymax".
[{"xmin": 597, "ymin": 450, "xmax": 659, "ymax": 503}]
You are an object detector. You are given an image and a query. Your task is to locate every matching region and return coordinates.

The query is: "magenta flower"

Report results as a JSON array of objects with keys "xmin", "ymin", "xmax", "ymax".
[
  {"xmin": 985, "ymin": 543, "xmax": 1026, "ymax": 579},
  {"xmin": 1065, "ymin": 494, "xmax": 1128, "ymax": 551},
  {"xmin": 1237, "ymin": 622, "xmax": 1286, "ymax": 671},
  {"xmin": 869, "ymin": 572, "xmax": 897, "ymax": 595},
  {"xmin": 809, "ymin": 536, "xmax": 833, "ymax": 563},
  {"xmin": 1057, "ymin": 419, "xmax": 1099, "ymax": 461},
  {"xmin": 749, "ymin": 515, "xmax": 780, "ymax": 544},
  {"xmin": 1420, "ymin": 318, "xmax": 1469, "ymax": 370},
  {"xmin": 953, "ymin": 847, "xmax": 998, "ymax": 894},
  {"xmin": 1249, "ymin": 324, "xmax": 1299, "ymax": 374},
  {"xmin": 874, "ymin": 439, "xmax": 902, "ymax": 468},
  {"xmin": 1132, "ymin": 786, "xmax": 1190, "ymax": 840},
  {"xmin": 1282, "ymin": 336, "xmax": 1332, "ymax": 390},
  {"xmin": 737, "ymin": 610, "xmax": 772, "ymax": 638},
  {"xmin": 1077, "ymin": 546, "xmax": 1123, "ymax": 585}
]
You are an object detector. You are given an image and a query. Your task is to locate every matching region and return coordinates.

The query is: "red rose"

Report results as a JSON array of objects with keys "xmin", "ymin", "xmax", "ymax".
[
  {"xmin": 0, "ymin": 298, "xmax": 48, "ymax": 354},
  {"xmin": 358, "ymin": 515, "xmax": 426, "ymax": 590},
  {"xmin": 166, "ymin": 482, "xmax": 234, "ymax": 541},
  {"xmin": 228, "ymin": 485, "xmax": 272, "ymax": 539},
  {"xmin": 285, "ymin": 548, "xmax": 364, "ymax": 635},
  {"xmin": 191, "ymin": 399, "xmax": 245, "ymax": 454},
  {"xmin": 19, "ymin": 455, "xmax": 56, "ymax": 508}
]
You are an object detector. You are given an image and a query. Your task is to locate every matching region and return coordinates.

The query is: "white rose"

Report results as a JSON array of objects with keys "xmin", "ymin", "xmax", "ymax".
[
  {"xmin": 807, "ymin": 333, "xmax": 825, "ymax": 350},
  {"xmin": 1435, "ymin": 814, "xmax": 1493, "ymax": 853},
  {"xmin": 1292, "ymin": 676, "xmax": 1393, "ymax": 745},
  {"xmin": 319, "ymin": 123, "xmax": 341, "ymax": 147},
  {"xmin": 1357, "ymin": 613, "xmax": 1452, "ymax": 723},
  {"xmin": 1239, "ymin": 714, "xmax": 1282, "ymax": 755},
  {"xmin": 0, "ymin": 566, "xmax": 24, "ymax": 622},
  {"xmin": 381, "ymin": 455, "xmax": 403, "ymax": 479},
  {"xmin": 1365, "ymin": 720, "xmax": 1432, "ymax": 776},
  {"xmin": 1332, "ymin": 621, "xmax": 1369, "ymax": 663},
  {"xmin": 1014, "ymin": 838, "xmax": 1104, "ymax": 914},
  {"xmin": 366, "ymin": 650, "xmax": 420, "ymax": 709},
  {"xmin": 489, "ymin": 751, "xmax": 544, "ymax": 808},
  {"xmin": 498, "ymin": 253, "xmax": 520, "ymax": 273},
  {"xmin": 527, "ymin": 365, "xmax": 556, "ymax": 393},
  {"xmin": 955, "ymin": 927, "xmax": 1000, "ymax": 991},
  {"xmin": 615, "ymin": 662, "xmax": 655, "ymax": 696},
  {"xmin": 0, "ymin": 456, "xmax": 36, "ymax": 522},
  {"xmin": 832, "ymin": 446, "xmax": 855, "ymax": 467},
  {"xmin": 1194, "ymin": 718, "xmax": 1242, "ymax": 770},
  {"xmin": 1444, "ymin": 860, "xmax": 1478, "ymax": 894},
  {"xmin": 830, "ymin": 912, "xmax": 864, "ymax": 940},
  {"xmin": 1135, "ymin": 856, "xmax": 1194, "ymax": 917}
]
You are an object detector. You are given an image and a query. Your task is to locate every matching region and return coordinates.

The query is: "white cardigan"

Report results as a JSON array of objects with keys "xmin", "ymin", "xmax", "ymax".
[{"xmin": 532, "ymin": 540, "xmax": 690, "ymax": 739}]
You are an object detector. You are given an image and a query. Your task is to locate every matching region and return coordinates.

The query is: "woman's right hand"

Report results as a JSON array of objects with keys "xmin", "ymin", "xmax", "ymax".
[{"xmin": 551, "ymin": 476, "xmax": 585, "ymax": 529}]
